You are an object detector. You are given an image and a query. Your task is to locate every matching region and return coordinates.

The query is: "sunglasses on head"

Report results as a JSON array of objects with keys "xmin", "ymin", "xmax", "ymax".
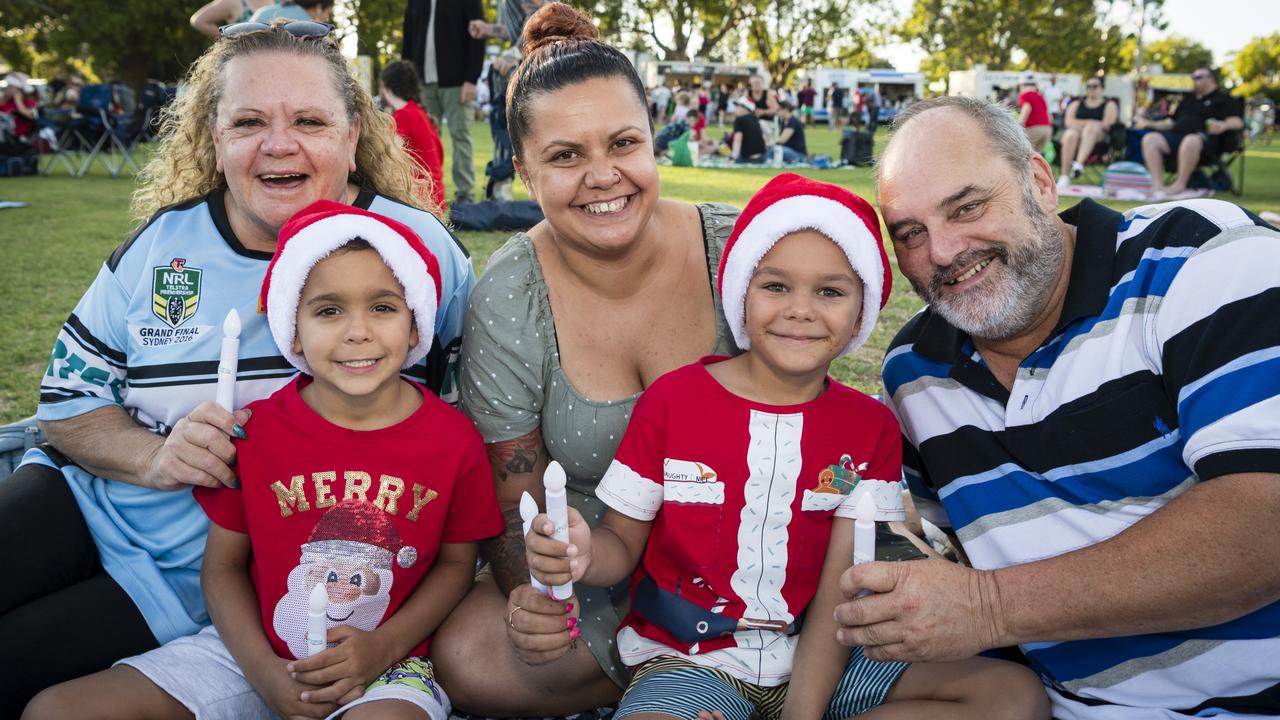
[{"xmin": 219, "ymin": 20, "xmax": 335, "ymax": 40}]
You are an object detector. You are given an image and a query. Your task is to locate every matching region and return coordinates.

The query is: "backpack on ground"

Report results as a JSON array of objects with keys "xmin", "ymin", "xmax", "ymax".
[{"xmin": 840, "ymin": 128, "xmax": 874, "ymax": 167}]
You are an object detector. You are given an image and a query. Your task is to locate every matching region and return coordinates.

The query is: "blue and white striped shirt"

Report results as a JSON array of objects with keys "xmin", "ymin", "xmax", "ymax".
[{"xmin": 882, "ymin": 198, "xmax": 1280, "ymax": 719}]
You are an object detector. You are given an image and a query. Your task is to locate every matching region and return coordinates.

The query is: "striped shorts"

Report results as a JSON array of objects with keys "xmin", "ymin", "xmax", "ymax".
[{"xmin": 614, "ymin": 646, "xmax": 908, "ymax": 720}]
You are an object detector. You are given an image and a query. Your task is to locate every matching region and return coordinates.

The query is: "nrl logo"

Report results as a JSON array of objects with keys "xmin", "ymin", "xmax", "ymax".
[{"xmin": 152, "ymin": 258, "xmax": 202, "ymax": 328}]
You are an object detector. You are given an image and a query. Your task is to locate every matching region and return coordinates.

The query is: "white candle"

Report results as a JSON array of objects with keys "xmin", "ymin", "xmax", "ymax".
[
  {"xmin": 519, "ymin": 491, "xmax": 550, "ymax": 595},
  {"xmin": 306, "ymin": 582, "xmax": 328, "ymax": 657},
  {"xmin": 852, "ymin": 491, "xmax": 876, "ymax": 598},
  {"xmin": 542, "ymin": 461, "xmax": 574, "ymax": 601},
  {"xmin": 215, "ymin": 308, "xmax": 241, "ymax": 412}
]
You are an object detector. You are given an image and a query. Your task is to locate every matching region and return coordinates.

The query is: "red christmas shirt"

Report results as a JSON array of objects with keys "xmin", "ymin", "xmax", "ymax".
[
  {"xmin": 195, "ymin": 376, "xmax": 503, "ymax": 661},
  {"xmin": 596, "ymin": 357, "xmax": 903, "ymax": 685}
]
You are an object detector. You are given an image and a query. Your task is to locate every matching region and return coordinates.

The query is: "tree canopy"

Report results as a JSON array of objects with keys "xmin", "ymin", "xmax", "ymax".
[
  {"xmin": 1233, "ymin": 32, "xmax": 1280, "ymax": 98},
  {"xmin": 1, "ymin": 0, "xmax": 207, "ymax": 89}
]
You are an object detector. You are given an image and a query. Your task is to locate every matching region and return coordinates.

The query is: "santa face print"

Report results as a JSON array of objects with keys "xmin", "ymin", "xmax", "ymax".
[
  {"xmin": 292, "ymin": 247, "xmax": 419, "ymax": 422},
  {"xmin": 271, "ymin": 499, "xmax": 416, "ymax": 659},
  {"xmin": 742, "ymin": 230, "xmax": 864, "ymax": 384}
]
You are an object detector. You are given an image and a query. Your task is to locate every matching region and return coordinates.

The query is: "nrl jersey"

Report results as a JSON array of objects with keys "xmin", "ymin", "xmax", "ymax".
[
  {"xmin": 40, "ymin": 188, "xmax": 473, "ymax": 431},
  {"xmin": 30, "ymin": 189, "xmax": 474, "ymax": 645}
]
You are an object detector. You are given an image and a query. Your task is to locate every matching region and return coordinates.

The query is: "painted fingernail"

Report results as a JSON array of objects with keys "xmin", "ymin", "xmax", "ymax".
[
  {"xmin": 230, "ymin": 478, "xmax": 240, "ymax": 489},
  {"xmin": 567, "ymin": 617, "xmax": 578, "ymax": 629},
  {"xmin": 565, "ymin": 603, "xmax": 574, "ymax": 613},
  {"xmin": 232, "ymin": 423, "xmax": 247, "ymax": 439},
  {"xmin": 569, "ymin": 626, "xmax": 581, "ymax": 640}
]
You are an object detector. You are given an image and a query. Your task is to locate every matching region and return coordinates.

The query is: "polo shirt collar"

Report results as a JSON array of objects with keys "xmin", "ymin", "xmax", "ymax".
[{"xmin": 911, "ymin": 197, "xmax": 1121, "ymax": 364}]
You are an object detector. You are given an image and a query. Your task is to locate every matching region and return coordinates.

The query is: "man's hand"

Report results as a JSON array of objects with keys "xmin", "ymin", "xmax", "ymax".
[
  {"xmin": 832, "ymin": 559, "xmax": 1006, "ymax": 663},
  {"xmin": 253, "ymin": 655, "xmax": 339, "ymax": 720},
  {"xmin": 287, "ymin": 625, "xmax": 392, "ymax": 706},
  {"xmin": 461, "ymin": 82, "xmax": 477, "ymax": 105},
  {"xmin": 469, "ymin": 19, "xmax": 504, "ymax": 39},
  {"xmin": 505, "ymin": 583, "xmax": 577, "ymax": 665},
  {"xmin": 141, "ymin": 402, "xmax": 251, "ymax": 490}
]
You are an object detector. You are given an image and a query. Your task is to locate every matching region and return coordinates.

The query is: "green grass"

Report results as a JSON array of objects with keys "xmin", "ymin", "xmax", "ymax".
[{"xmin": 2, "ymin": 123, "xmax": 1279, "ymax": 423}]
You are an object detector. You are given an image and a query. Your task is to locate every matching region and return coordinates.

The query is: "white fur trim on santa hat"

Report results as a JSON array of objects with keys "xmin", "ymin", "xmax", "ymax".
[
  {"xmin": 721, "ymin": 194, "xmax": 884, "ymax": 357},
  {"xmin": 267, "ymin": 214, "xmax": 438, "ymax": 375}
]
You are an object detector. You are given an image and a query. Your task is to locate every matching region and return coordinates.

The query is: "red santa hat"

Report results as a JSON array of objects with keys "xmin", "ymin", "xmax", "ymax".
[
  {"xmin": 260, "ymin": 200, "xmax": 441, "ymax": 375},
  {"xmin": 717, "ymin": 173, "xmax": 891, "ymax": 357},
  {"xmin": 301, "ymin": 499, "xmax": 418, "ymax": 570}
]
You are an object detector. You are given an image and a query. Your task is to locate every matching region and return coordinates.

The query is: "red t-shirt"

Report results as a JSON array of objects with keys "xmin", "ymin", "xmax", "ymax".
[
  {"xmin": 596, "ymin": 358, "xmax": 903, "ymax": 685},
  {"xmin": 195, "ymin": 377, "xmax": 503, "ymax": 660},
  {"xmin": 691, "ymin": 113, "xmax": 706, "ymax": 140},
  {"xmin": 392, "ymin": 101, "xmax": 447, "ymax": 213},
  {"xmin": 1, "ymin": 97, "xmax": 37, "ymax": 137},
  {"xmin": 1019, "ymin": 90, "xmax": 1051, "ymax": 128}
]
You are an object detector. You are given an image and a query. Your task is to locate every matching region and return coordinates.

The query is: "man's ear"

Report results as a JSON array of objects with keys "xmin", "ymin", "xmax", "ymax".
[{"xmin": 1027, "ymin": 152, "xmax": 1058, "ymax": 213}]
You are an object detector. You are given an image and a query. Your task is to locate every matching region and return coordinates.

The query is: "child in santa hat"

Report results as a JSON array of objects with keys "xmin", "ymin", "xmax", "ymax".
[
  {"xmin": 85, "ymin": 201, "xmax": 504, "ymax": 720},
  {"xmin": 526, "ymin": 174, "xmax": 1048, "ymax": 719}
]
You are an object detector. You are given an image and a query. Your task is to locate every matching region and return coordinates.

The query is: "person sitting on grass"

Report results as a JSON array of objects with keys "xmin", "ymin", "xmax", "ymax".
[
  {"xmin": 526, "ymin": 173, "xmax": 1050, "ymax": 720},
  {"xmin": 772, "ymin": 100, "xmax": 808, "ymax": 164},
  {"xmin": 25, "ymin": 202, "xmax": 503, "ymax": 720},
  {"xmin": 730, "ymin": 97, "xmax": 765, "ymax": 164}
]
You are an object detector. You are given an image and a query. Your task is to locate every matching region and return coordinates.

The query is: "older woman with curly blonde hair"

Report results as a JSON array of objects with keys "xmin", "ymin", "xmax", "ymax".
[{"xmin": 7, "ymin": 23, "xmax": 474, "ymax": 717}]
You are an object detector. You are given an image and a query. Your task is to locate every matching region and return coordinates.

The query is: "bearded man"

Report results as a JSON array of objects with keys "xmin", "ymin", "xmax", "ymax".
[{"xmin": 835, "ymin": 95, "xmax": 1280, "ymax": 719}]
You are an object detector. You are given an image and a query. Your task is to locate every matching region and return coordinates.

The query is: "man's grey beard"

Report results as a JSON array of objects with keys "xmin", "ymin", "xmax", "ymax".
[{"xmin": 912, "ymin": 185, "xmax": 1066, "ymax": 340}]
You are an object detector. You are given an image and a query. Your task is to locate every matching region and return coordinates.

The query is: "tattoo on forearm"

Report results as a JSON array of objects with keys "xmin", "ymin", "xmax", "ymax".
[
  {"xmin": 482, "ymin": 506, "xmax": 530, "ymax": 595},
  {"xmin": 488, "ymin": 433, "xmax": 541, "ymax": 483}
]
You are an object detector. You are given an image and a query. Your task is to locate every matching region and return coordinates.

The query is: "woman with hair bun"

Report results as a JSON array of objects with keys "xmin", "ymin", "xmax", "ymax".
[{"xmin": 431, "ymin": 3, "xmax": 741, "ymax": 715}]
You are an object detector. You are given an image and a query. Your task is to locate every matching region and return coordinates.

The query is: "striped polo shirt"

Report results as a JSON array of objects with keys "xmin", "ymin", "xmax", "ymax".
[{"xmin": 882, "ymin": 198, "xmax": 1280, "ymax": 718}]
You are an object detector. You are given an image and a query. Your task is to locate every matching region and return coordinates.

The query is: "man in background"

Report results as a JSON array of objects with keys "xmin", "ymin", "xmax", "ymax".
[{"xmin": 403, "ymin": 0, "xmax": 485, "ymax": 206}]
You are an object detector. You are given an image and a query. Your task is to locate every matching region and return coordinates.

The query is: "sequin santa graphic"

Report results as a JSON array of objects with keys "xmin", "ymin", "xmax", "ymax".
[{"xmin": 273, "ymin": 499, "xmax": 418, "ymax": 658}]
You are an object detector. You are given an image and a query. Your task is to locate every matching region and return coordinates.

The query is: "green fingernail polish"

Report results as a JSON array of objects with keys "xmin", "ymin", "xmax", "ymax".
[{"xmin": 232, "ymin": 424, "xmax": 247, "ymax": 439}]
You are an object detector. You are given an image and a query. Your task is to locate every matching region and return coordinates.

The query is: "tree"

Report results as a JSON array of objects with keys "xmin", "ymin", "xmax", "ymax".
[
  {"xmin": 348, "ymin": 0, "xmax": 406, "ymax": 69},
  {"xmin": 579, "ymin": 0, "xmax": 746, "ymax": 61},
  {"xmin": 744, "ymin": 0, "xmax": 893, "ymax": 86},
  {"xmin": 1139, "ymin": 35, "xmax": 1214, "ymax": 74},
  {"xmin": 1, "ymin": 0, "xmax": 207, "ymax": 89},
  {"xmin": 900, "ymin": 0, "xmax": 1167, "ymax": 83},
  {"xmin": 1233, "ymin": 32, "xmax": 1280, "ymax": 98}
]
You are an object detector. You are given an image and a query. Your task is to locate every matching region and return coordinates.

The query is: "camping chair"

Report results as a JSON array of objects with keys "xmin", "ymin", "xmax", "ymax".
[
  {"xmin": 42, "ymin": 84, "xmax": 142, "ymax": 177},
  {"xmin": 1079, "ymin": 121, "xmax": 1129, "ymax": 185},
  {"xmin": 1200, "ymin": 127, "xmax": 1245, "ymax": 195}
]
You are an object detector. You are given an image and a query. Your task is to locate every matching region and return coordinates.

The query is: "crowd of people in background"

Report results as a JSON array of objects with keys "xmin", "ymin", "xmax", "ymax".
[{"xmin": 637, "ymin": 75, "xmax": 919, "ymax": 167}]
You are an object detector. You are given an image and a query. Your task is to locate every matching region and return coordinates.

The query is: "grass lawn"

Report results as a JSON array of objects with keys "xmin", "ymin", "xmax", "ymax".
[{"xmin": 2, "ymin": 122, "xmax": 1279, "ymax": 424}]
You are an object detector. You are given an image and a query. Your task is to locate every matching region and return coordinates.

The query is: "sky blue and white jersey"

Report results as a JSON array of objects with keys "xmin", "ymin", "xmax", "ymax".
[
  {"xmin": 883, "ymin": 198, "xmax": 1280, "ymax": 719},
  {"xmin": 28, "ymin": 189, "xmax": 474, "ymax": 644}
]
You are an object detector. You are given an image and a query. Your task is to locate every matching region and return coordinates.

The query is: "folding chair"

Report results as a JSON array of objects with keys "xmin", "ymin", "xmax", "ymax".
[
  {"xmin": 42, "ymin": 84, "xmax": 141, "ymax": 177},
  {"xmin": 1202, "ymin": 128, "xmax": 1245, "ymax": 195},
  {"xmin": 1079, "ymin": 122, "xmax": 1129, "ymax": 185}
]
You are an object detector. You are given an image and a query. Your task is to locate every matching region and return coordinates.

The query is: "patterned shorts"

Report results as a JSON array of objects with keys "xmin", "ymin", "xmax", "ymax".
[{"xmin": 614, "ymin": 647, "xmax": 908, "ymax": 720}]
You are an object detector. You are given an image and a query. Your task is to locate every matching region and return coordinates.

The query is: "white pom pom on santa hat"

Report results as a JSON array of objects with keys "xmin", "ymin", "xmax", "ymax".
[
  {"xmin": 260, "ymin": 199, "xmax": 442, "ymax": 375},
  {"xmin": 717, "ymin": 172, "xmax": 892, "ymax": 358}
]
